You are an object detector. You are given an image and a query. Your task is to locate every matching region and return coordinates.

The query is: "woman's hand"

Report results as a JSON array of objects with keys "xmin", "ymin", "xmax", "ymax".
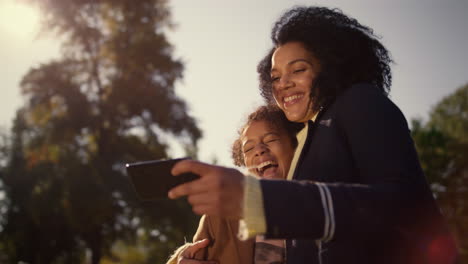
[
  {"xmin": 169, "ymin": 159, "xmax": 245, "ymax": 219},
  {"xmin": 178, "ymin": 239, "xmax": 217, "ymax": 264}
]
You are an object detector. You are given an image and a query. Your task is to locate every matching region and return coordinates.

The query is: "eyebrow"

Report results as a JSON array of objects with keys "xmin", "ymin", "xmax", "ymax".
[
  {"xmin": 242, "ymin": 132, "xmax": 280, "ymax": 148},
  {"xmin": 264, "ymin": 132, "xmax": 280, "ymax": 138},
  {"xmin": 271, "ymin": 59, "xmax": 313, "ymax": 74}
]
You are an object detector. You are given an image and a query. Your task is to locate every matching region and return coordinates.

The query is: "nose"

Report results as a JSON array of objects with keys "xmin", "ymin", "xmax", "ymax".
[
  {"xmin": 276, "ymin": 73, "xmax": 293, "ymax": 91},
  {"xmin": 253, "ymin": 143, "xmax": 269, "ymax": 156}
]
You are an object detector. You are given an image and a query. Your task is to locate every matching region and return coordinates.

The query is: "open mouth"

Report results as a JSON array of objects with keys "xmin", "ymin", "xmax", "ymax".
[
  {"xmin": 256, "ymin": 160, "xmax": 278, "ymax": 177},
  {"xmin": 283, "ymin": 93, "xmax": 304, "ymax": 108}
]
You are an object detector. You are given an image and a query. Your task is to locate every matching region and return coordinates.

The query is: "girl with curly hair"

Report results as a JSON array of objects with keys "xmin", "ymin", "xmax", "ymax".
[
  {"xmin": 167, "ymin": 105, "xmax": 302, "ymax": 264},
  {"xmin": 169, "ymin": 6, "xmax": 457, "ymax": 264}
]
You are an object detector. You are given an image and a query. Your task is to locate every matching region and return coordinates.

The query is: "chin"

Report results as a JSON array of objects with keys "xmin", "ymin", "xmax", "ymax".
[
  {"xmin": 285, "ymin": 112, "xmax": 305, "ymax": 123},
  {"xmin": 267, "ymin": 174, "xmax": 282, "ymax": 180}
]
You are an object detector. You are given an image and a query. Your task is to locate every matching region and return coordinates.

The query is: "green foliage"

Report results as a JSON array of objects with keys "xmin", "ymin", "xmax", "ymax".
[
  {"xmin": 0, "ymin": 0, "xmax": 201, "ymax": 263},
  {"xmin": 411, "ymin": 83, "xmax": 468, "ymax": 262},
  {"xmin": 429, "ymin": 84, "xmax": 468, "ymax": 144}
]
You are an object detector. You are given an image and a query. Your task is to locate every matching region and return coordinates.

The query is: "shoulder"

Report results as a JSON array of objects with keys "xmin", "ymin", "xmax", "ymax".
[
  {"xmin": 336, "ymin": 83, "xmax": 386, "ymax": 105},
  {"xmin": 332, "ymin": 83, "xmax": 406, "ymax": 124},
  {"xmin": 193, "ymin": 215, "xmax": 213, "ymax": 241},
  {"xmin": 202, "ymin": 215, "xmax": 235, "ymax": 236}
]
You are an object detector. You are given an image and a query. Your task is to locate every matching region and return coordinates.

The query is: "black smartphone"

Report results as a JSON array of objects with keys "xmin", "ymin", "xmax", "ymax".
[{"xmin": 125, "ymin": 158, "xmax": 199, "ymax": 201}]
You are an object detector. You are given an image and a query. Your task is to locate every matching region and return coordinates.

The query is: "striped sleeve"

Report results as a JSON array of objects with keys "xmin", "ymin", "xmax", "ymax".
[{"xmin": 315, "ymin": 183, "xmax": 335, "ymax": 242}]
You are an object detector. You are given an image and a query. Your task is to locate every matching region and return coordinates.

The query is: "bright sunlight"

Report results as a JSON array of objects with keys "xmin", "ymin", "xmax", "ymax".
[{"xmin": 0, "ymin": 0, "xmax": 40, "ymax": 38}]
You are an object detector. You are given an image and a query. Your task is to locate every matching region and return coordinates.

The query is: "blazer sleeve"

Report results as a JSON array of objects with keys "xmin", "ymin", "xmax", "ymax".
[
  {"xmin": 166, "ymin": 215, "xmax": 213, "ymax": 264},
  {"xmin": 261, "ymin": 84, "xmax": 441, "ymax": 242}
]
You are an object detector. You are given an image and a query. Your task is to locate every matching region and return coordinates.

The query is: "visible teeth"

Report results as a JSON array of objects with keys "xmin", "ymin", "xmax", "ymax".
[
  {"xmin": 257, "ymin": 161, "xmax": 275, "ymax": 170},
  {"xmin": 247, "ymin": 161, "xmax": 277, "ymax": 175},
  {"xmin": 284, "ymin": 94, "xmax": 303, "ymax": 102}
]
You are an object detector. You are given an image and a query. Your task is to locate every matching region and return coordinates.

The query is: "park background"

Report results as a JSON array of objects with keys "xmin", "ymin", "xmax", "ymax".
[{"xmin": 0, "ymin": 0, "xmax": 467, "ymax": 263}]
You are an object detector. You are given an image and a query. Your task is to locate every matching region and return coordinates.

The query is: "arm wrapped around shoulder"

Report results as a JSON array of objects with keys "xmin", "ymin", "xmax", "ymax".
[
  {"xmin": 166, "ymin": 215, "xmax": 213, "ymax": 264},
  {"xmin": 166, "ymin": 243, "xmax": 194, "ymax": 264}
]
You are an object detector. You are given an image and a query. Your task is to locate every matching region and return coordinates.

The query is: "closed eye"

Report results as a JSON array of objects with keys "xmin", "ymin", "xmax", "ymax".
[
  {"xmin": 243, "ymin": 147, "xmax": 253, "ymax": 154},
  {"xmin": 265, "ymin": 138, "xmax": 278, "ymax": 144}
]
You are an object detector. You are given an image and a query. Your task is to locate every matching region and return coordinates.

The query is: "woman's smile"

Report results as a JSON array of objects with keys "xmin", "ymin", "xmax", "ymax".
[
  {"xmin": 283, "ymin": 93, "xmax": 305, "ymax": 108},
  {"xmin": 271, "ymin": 41, "xmax": 321, "ymax": 123}
]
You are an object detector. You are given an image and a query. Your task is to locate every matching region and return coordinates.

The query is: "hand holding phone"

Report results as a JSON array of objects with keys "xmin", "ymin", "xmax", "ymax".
[{"xmin": 126, "ymin": 158, "xmax": 199, "ymax": 201}]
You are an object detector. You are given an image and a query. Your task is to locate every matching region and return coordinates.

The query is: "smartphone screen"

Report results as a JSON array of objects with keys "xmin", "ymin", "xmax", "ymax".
[{"xmin": 126, "ymin": 158, "xmax": 199, "ymax": 201}]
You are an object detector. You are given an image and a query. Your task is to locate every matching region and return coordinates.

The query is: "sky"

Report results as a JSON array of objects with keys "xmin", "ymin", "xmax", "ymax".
[{"xmin": 0, "ymin": 0, "xmax": 467, "ymax": 167}]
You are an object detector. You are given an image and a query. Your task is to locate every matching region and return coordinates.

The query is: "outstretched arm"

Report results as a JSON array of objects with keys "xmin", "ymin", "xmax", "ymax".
[{"xmin": 169, "ymin": 162, "xmax": 244, "ymax": 219}]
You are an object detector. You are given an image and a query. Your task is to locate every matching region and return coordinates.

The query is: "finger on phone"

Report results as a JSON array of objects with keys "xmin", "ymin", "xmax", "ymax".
[
  {"xmin": 172, "ymin": 159, "xmax": 210, "ymax": 177},
  {"xmin": 187, "ymin": 193, "xmax": 213, "ymax": 206},
  {"xmin": 168, "ymin": 179, "xmax": 205, "ymax": 199}
]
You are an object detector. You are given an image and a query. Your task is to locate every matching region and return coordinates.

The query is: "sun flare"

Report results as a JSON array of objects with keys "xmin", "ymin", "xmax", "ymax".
[{"xmin": 0, "ymin": 0, "xmax": 40, "ymax": 38}]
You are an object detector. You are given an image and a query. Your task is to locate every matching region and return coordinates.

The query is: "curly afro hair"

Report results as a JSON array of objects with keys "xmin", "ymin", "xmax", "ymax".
[
  {"xmin": 258, "ymin": 6, "xmax": 393, "ymax": 113},
  {"xmin": 231, "ymin": 105, "xmax": 303, "ymax": 167}
]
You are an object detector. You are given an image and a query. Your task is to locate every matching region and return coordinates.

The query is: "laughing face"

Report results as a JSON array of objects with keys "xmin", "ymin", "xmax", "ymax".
[
  {"xmin": 271, "ymin": 41, "xmax": 321, "ymax": 123},
  {"xmin": 241, "ymin": 120, "xmax": 295, "ymax": 179}
]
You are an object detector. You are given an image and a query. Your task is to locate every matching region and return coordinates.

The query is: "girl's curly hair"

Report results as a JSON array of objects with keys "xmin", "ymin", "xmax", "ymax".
[
  {"xmin": 231, "ymin": 105, "xmax": 303, "ymax": 167},
  {"xmin": 258, "ymin": 6, "xmax": 393, "ymax": 113}
]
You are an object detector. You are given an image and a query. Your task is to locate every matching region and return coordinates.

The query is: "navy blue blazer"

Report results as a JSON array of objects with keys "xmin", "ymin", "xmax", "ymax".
[{"xmin": 260, "ymin": 83, "xmax": 456, "ymax": 264}]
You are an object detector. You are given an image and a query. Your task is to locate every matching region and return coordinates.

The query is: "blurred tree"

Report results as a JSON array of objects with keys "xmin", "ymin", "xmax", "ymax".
[
  {"xmin": 429, "ymin": 83, "xmax": 468, "ymax": 144},
  {"xmin": 411, "ymin": 83, "xmax": 468, "ymax": 262},
  {"xmin": 0, "ymin": 0, "xmax": 201, "ymax": 263}
]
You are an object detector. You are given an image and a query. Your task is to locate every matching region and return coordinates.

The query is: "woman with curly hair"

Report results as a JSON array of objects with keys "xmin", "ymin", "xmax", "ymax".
[
  {"xmin": 251, "ymin": 6, "xmax": 458, "ymax": 264},
  {"xmin": 169, "ymin": 6, "xmax": 457, "ymax": 264},
  {"xmin": 167, "ymin": 105, "xmax": 302, "ymax": 264}
]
